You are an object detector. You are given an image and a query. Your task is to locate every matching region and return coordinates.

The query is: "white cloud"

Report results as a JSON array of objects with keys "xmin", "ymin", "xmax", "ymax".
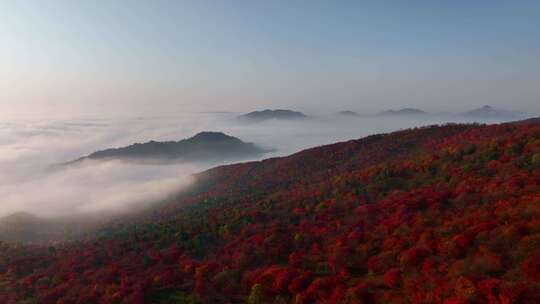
[{"xmin": 0, "ymin": 112, "xmax": 520, "ymax": 218}]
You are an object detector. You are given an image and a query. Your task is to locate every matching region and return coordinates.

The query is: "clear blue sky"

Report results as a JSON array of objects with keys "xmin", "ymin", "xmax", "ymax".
[{"xmin": 1, "ymin": 0, "xmax": 539, "ymax": 117}]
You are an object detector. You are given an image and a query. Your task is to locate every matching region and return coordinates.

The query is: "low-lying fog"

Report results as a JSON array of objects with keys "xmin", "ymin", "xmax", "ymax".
[{"xmin": 0, "ymin": 112, "xmax": 526, "ymax": 220}]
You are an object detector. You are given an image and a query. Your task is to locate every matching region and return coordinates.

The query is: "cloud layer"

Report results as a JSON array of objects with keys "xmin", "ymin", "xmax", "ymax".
[{"xmin": 0, "ymin": 112, "xmax": 522, "ymax": 218}]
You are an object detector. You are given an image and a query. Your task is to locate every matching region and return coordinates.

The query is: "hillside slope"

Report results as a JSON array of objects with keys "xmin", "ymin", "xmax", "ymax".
[{"xmin": 1, "ymin": 121, "xmax": 540, "ymax": 303}]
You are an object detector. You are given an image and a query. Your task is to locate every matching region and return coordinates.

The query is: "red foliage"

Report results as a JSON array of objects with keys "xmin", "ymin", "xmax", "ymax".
[
  {"xmin": 1, "ymin": 122, "xmax": 540, "ymax": 303},
  {"xmin": 383, "ymin": 268, "xmax": 402, "ymax": 288}
]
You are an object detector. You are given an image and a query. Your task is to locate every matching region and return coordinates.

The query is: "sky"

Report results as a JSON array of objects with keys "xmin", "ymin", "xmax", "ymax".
[{"xmin": 1, "ymin": 0, "xmax": 539, "ymax": 118}]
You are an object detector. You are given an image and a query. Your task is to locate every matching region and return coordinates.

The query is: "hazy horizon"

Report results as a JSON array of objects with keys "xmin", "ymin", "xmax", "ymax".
[{"xmin": 1, "ymin": 1, "xmax": 540, "ymax": 119}]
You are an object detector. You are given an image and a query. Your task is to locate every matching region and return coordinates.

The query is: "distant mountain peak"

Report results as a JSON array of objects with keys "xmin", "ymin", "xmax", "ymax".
[
  {"xmin": 191, "ymin": 131, "xmax": 235, "ymax": 141},
  {"xmin": 475, "ymin": 105, "xmax": 496, "ymax": 112},
  {"xmin": 378, "ymin": 108, "xmax": 428, "ymax": 116},
  {"xmin": 336, "ymin": 110, "xmax": 360, "ymax": 116},
  {"xmin": 67, "ymin": 132, "xmax": 272, "ymax": 164},
  {"xmin": 239, "ymin": 109, "xmax": 307, "ymax": 122},
  {"xmin": 461, "ymin": 105, "xmax": 518, "ymax": 118}
]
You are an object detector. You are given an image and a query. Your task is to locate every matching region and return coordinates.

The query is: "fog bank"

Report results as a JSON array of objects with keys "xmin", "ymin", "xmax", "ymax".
[{"xmin": 0, "ymin": 112, "xmax": 526, "ymax": 219}]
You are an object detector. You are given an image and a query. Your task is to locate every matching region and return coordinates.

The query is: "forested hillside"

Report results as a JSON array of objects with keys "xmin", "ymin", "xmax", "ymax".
[{"xmin": 1, "ymin": 121, "xmax": 539, "ymax": 304}]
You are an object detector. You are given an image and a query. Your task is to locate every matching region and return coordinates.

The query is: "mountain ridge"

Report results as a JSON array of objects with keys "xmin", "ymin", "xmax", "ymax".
[
  {"xmin": 238, "ymin": 109, "xmax": 308, "ymax": 122},
  {"xmin": 459, "ymin": 105, "xmax": 519, "ymax": 118},
  {"xmin": 67, "ymin": 131, "xmax": 273, "ymax": 165}
]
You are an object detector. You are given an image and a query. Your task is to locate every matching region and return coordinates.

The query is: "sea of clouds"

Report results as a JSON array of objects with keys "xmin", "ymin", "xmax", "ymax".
[{"xmin": 0, "ymin": 112, "xmax": 521, "ymax": 218}]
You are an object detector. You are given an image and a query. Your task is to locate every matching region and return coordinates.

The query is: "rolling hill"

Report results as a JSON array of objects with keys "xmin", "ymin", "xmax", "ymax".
[
  {"xmin": 459, "ymin": 105, "xmax": 519, "ymax": 119},
  {"xmin": 1, "ymin": 119, "xmax": 540, "ymax": 303},
  {"xmin": 238, "ymin": 109, "xmax": 308, "ymax": 122},
  {"xmin": 68, "ymin": 132, "xmax": 272, "ymax": 164}
]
